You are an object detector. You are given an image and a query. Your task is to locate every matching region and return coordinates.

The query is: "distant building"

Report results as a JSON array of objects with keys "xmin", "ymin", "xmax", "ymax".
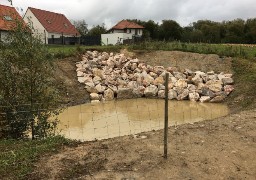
[
  {"xmin": 23, "ymin": 7, "xmax": 80, "ymax": 44},
  {"xmin": 101, "ymin": 20, "xmax": 144, "ymax": 45},
  {"xmin": 0, "ymin": 4, "xmax": 24, "ymax": 42}
]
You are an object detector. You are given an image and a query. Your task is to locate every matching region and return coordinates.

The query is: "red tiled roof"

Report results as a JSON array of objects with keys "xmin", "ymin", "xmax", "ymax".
[
  {"xmin": 110, "ymin": 20, "xmax": 144, "ymax": 30},
  {"xmin": 0, "ymin": 4, "xmax": 24, "ymax": 31},
  {"xmin": 29, "ymin": 7, "xmax": 80, "ymax": 36}
]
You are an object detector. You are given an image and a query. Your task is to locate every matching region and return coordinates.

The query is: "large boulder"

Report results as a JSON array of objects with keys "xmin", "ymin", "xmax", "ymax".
[
  {"xmin": 158, "ymin": 90, "xmax": 165, "ymax": 99},
  {"xmin": 177, "ymin": 89, "xmax": 189, "ymax": 100},
  {"xmin": 117, "ymin": 88, "xmax": 134, "ymax": 99},
  {"xmin": 154, "ymin": 76, "xmax": 164, "ymax": 86},
  {"xmin": 133, "ymin": 86, "xmax": 145, "ymax": 98},
  {"xmin": 201, "ymin": 87, "xmax": 215, "ymax": 98},
  {"xmin": 210, "ymin": 95, "xmax": 226, "ymax": 103},
  {"xmin": 93, "ymin": 68, "xmax": 104, "ymax": 79},
  {"xmin": 222, "ymin": 77, "xmax": 234, "ymax": 85},
  {"xmin": 206, "ymin": 80, "xmax": 223, "ymax": 92},
  {"xmin": 224, "ymin": 85, "xmax": 234, "ymax": 95},
  {"xmin": 93, "ymin": 76, "xmax": 102, "ymax": 85},
  {"xmin": 144, "ymin": 85, "xmax": 158, "ymax": 97},
  {"xmin": 104, "ymin": 89, "xmax": 114, "ymax": 101},
  {"xmin": 189, "ymin": 92, "xmax": 200, "ymax": 101},
  {"xmin": 199, "ymin": 96, "xmax": 211, "ymax": 103},
  {"xmin": 175, "ymin": 79, "xmax": 188, "ymax": 89},
  {"xmin": 90, "ymin": 93, "xmax": 100, "ymax": 100},
  {"xmin": 95, "ymin": 84, "xmax": 106, "ymax": 93},
  {"xmin": 168, "ymin": 89, "xmax": 178, "ymax": 100}
]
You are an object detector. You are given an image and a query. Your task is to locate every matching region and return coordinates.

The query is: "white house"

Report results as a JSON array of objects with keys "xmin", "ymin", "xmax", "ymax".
[
  {"xmin": 101, "ymin": 20, "xmax": 144, "ymax": 45},
  {"xmin": 23, "ymin": 7, "xmax": 80, "ymax": 44},
  {"xmin": 0, "ymin": 4, "xmax": 24, "ymax": 42}
]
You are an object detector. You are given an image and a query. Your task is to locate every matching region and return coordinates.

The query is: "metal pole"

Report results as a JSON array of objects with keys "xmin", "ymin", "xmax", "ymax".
[{"xmin": 164, "ymin": 73, "xmax": 169, "ymax": 159}]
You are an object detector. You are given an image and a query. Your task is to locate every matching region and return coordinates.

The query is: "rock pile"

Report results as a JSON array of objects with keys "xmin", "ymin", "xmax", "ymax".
[{"xmin": 76, "ymin": 51, "xmax": 234, "ymax": 103}]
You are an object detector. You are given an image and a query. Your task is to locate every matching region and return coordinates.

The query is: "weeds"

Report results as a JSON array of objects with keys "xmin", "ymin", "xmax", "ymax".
[{"xmin": 0, "ymin": 136, "xmax": 77, "ymax": 180}]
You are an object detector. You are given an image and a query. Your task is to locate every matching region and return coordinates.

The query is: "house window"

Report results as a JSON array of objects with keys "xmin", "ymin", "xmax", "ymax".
[
  {"xmin": 64, "ymin": 23, "xmax": 68, "ymax": 28},
  {"xmin": 129, "ymin": 29, "xmax": 131, "ymax": 33},
  {"xmin": 3, "ymin": 15, "xmax": 12, "ymax": 21},
  {"xmin": 46, "ymin": 20, "xmax": 51, "ymax": 24}
]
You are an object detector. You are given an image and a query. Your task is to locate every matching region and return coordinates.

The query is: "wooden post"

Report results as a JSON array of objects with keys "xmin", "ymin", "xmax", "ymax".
[{"xmin": 164, "ymin": 73, "xmax": 169, "ymax": 159}]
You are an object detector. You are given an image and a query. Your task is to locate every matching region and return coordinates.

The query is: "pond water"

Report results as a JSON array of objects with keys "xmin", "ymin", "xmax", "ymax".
[{"xmin": 57, "ymin": 99, "xmax": 229, "ymax": 141}]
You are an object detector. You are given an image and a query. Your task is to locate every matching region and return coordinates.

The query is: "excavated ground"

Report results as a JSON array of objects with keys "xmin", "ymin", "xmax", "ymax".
[{"xmin": 37, "ymin": 50, "xmax": 256, "ymax": 180}]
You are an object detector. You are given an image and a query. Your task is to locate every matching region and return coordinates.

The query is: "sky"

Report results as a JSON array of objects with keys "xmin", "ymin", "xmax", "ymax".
[{"xmin": 1, "ymin": 0, "xmax": 256, "ymax": 28}]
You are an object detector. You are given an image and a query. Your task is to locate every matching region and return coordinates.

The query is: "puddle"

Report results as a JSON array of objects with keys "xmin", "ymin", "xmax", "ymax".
[{"xmin": 57, "ymin": 99, "xmax": 229, "ymax": 141}]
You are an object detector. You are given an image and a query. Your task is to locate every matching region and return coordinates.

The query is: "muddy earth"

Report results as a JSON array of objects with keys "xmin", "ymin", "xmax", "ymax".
[{"xmin": 37, "ymin": 50, "xmax": 256, "ymax": 180}]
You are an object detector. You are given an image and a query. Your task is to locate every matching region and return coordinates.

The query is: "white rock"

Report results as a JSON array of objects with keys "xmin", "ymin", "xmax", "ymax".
[
  {"xmin": 144, "ymin": 85, "xmax": 158, "ymax": 97},
  {"xmin": 168, "ymin": 89, "xmax": 178, "ymax": 100},
  {"xmin": 90, "ymin": 93, "xmax": 100, "ymax": 100},
  {"xmin": 199, "ymin": 96, "xmax": 211, "ymax": 103},
  {"xmin": 104, "ymin": 89, "xmax": 114, "ymax": 101}
]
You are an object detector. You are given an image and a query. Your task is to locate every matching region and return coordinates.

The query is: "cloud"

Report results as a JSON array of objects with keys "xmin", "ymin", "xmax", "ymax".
[{"xmin": 1, "ymin": 0, "xmax": 255, "ymax": 28}]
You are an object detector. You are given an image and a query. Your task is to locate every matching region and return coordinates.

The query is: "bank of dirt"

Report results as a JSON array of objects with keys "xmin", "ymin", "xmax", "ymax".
[
  {"xmin": 41, "ymin": 50, "xmax": 256, "ymax": 180},
  {"xmin": 54, "ymin": 56, "xmax": 90, "ymax": 106}
]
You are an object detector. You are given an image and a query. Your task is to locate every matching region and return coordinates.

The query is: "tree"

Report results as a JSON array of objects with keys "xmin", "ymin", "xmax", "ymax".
[
  {"xmin": 223, "ymin": 19, "xmax": 245, "ymax": 43},
  {"xmin": 143, "ymin": 20, "xmax": 160, "ymax": 40},
  {"xmin": 88, "ymin": 24, "xmax": 107, "ymax": 36},
  {"xmin": 244, "ymin": 18, "xmax": 256, "ymax": 43},
  {"xmin": 72, "ymin": 20, "xmax": 88, "ymax": 36},
  {"xmin": 159, "ymin": 20, "xmax": 183, "ymax": 41},
  {"xmin": 0, "ymin": 22, "xmax": 61, "ymax": 139}
]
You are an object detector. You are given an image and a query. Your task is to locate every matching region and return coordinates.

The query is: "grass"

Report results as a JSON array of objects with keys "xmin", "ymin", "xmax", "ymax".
[
  {"xmin": 128, "ymin": 41, "xmax": 256, "ymax": 60},
  {"xmin": 228, "ymin": 57, "xmax": 256, "ymax": 109},
  {"xmin": 0, "ymin": 136, "xmax": 78, "ymax": 180},
  {"xmin": 46, "ymin": 42, "xmax": 256, "ymax": 60}
]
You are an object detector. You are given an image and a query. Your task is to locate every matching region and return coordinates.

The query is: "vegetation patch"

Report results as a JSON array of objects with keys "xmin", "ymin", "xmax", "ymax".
[{"xmin": 0, "ymin": 136, "xmax": 76, "ymax": 180}]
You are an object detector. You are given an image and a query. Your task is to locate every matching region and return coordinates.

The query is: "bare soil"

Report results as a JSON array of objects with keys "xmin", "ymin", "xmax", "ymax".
[
  {"xmin": 35, "ymin": 50, "xmax": 256, "ymax": 180},
  {"xmin": 33, "ymin": 109, "xmax": 256, "ymax": 180},
  {"xmin": 54, "ymin": 56, "xmax": 90, "ymax": 106}
]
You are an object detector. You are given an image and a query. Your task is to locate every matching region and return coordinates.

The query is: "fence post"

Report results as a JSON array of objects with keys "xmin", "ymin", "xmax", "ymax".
[{"xmin": 164, "ymin": 73, "xmax": 169, "ymax": 159}]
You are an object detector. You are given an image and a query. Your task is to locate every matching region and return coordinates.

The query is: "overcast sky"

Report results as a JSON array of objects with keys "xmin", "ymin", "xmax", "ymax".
[{"xmin": 1, "ymin": 0, "xmax": 256, "ymax": 28}]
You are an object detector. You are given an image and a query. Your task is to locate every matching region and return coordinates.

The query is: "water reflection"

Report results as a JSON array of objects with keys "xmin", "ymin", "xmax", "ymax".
[{"xmin": 57, "ymin": 99, "xmax": 229, "ymax": 141}]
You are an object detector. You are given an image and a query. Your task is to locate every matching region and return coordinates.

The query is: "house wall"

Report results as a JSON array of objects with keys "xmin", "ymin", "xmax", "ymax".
[
  {"xmin": 23, "ymin": 9, "xmax": 48, "ymax": 43},
  {"xmin": 101, "ymin": 33, "xmax": 133, "ymax": 45},
  {"xmin": 0, "ymin": 30, "xmax": 9, "ymax": 42},
  {"xmin": 23, "ymin": 9, "xmax": 78, "ymax": 44},
  {"xmin": 111, "ymin": 29, "xmax": 143, "ymax": 36}
]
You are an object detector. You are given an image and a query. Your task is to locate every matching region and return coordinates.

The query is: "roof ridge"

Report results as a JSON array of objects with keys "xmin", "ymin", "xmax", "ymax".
[
  {"xmin": 0, "ymin": 4, "xmax": 15, "ymax": 8},
  {"xmin": 29, "ymin": 7, "xmax": 64, "ymax": 16}
]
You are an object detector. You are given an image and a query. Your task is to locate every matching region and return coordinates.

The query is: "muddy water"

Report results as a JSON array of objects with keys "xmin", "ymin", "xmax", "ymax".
[{"xmin": 57, "ymin": 99, "xmax": 229, "ymax": 141}]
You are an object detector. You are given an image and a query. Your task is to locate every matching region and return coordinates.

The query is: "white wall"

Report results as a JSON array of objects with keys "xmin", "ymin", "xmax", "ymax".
[
  {"xmin": 0, "ymin": 31, "xmax": 9, "ymax": 42},
  {"xmin": 101, "ymin": 33, "xmax": 133, "ymax": 45},
  {"xmin": 110, "ymin": 29, "xmax": 143, "ymax": 36},
  {"xmin": 23, "ymin": 9, "xmax": 77, "ymax": 44},
  {"xmin": 23, "ymin": 9, "xmax": 48, "ymax": 44}
]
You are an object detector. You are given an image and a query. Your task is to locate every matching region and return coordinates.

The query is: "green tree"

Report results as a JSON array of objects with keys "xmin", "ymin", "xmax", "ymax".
[
  {"xmin": 244, "ymin": 18, "xmax": 256, "ymax": 43},
  {"xmin": 72, "ymin": 19, "xmax": 88, "ymax": 36},
  {"xmin": 223, "ymin": 19, "xmax": 245, "ymax": 43},
  {"xmin": 88, "ymin": 24, "xmax": 107, "ymax": 36},
  {"xmin": 0, "ymin": 22, "xmax": 61, "ymax": 139},
  {"xmin": 159, "ymin": 20, "xmax": 183, "ymax": 41}
]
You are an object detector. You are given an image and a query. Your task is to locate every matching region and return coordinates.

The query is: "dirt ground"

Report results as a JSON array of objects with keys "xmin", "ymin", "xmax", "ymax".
[
  {"xmin": 54, "ymin": 56, "xmax": 90, "ymax": 106},
  {"xmin": 39, "ymin": 50, "xmax": 256, "ymax": 180},
  {"xmin": 32, "ymin": 109, "xmax": 256, "ymax": 180}
]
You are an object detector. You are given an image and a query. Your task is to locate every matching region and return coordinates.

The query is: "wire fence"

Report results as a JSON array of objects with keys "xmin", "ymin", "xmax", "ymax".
[
  {"xmin": 0, "ymin": 99, "xmax": 229, "ymax": 141},
  {"xmin": 57, "ymin": 99, "xmax": 230, "ymax": 141},
  {"xmin": 0, "ymin": 104, "xmax": 59, "ymax": 139}
]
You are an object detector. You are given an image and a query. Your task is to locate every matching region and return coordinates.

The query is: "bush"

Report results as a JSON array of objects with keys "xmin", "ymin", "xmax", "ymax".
[{"xmin": 0, "ymin": 22, "xmax": 61, "ymax": 139}]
